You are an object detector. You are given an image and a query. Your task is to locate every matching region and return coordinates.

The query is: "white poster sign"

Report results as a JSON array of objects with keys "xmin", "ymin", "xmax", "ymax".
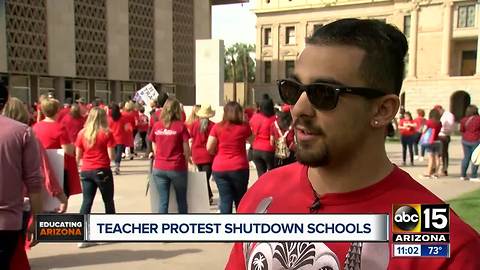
[{"xmin": 42, "ymin": 149, "xmax": 64, "ymax": 212}]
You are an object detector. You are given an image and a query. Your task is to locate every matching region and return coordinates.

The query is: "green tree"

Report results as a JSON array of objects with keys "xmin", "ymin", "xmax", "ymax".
[{"xmin": 224, "ymin": 43, "xmax": 256, "ymax": 102}]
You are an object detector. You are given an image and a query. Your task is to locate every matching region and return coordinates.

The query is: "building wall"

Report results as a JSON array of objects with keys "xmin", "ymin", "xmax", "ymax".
[
  {"xmin": 106, "ymin": 0, "xmax": 129, "ymax": 81},
  {"xmin": 254, "ymin": 0, "xmax": 480, "ymax": 120}
]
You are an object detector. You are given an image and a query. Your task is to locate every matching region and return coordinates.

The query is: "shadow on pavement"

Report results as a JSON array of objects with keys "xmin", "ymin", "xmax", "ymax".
[{"xmin": 30, "ymin": 248, "xmax": 202, "ymax": 269}]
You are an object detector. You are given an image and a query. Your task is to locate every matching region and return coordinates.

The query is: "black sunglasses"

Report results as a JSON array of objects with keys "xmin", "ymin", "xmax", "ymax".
[{"xmin": 277, "ymin": 79, "xmax": 387, "ymax": 111}]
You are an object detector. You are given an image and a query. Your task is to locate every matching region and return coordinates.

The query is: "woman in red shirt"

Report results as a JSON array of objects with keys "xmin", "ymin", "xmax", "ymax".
[
  {"xmin": 207, "ymin": 102, "xmax": 252, "ymax": 213},
  {"xmin": 137, "ymin": 106, "xmax": 149, "ymax": 152},
  {"xmin": 122, "ymin": 101, "xmax": 138, "ymax": 159},
  {"xmin": 60, "ymin": 104, "xmax": 86, "ymax": 143},
  {"xmin": 249, "ymin": 98, "xmax": 276, "ymax": 177},
  {"xmin": 414, "ymin": 109, "xmax": 426, "ymax": 159},
  {"xmin": 76, "ymin": 107, "xmax": 116, "ymax": 247},
  {"xmin": 148, "ymin": 98, "xmax": 191, "ymax": 213},
  {"xmin": 33, "ymin": 98, "xmax": 81, "ymax": 196},
  {"xmin": 108, "ymin": 103, "xmax": 130, "ymax": 175},
  {"xmin": 398, "ymin": 112, "xmax": 417, "ymax": 166},
  {"xmin": 270, "ymin": 109, "xmax": 295, "ymax": 168},
  {"xmin": 422, "ymin": 109, "xmax": 442, "ymax": 178},
  {"xmin": 190, "ymin": 104, "xmax": 216, "ymax": 205},
  {"xmin": 459, "ymin": 105, "xmax": 480, "ymax": 181}
]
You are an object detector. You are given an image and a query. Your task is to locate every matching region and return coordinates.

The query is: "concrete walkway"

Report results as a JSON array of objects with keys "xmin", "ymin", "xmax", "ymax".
[{"xmin": 27, "ymin": 137, "xmax": 480, "ymax": 269}]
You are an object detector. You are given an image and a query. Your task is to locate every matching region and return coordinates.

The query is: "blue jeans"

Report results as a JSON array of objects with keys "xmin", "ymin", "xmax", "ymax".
[
  {"xmin": 152, "ymin": 169, "xmax": 188, "ymax": 213},
  {"xmin": 213, "ymin": 169, "xmax": 249, "ymax": 214},
  {"xmin": 114, "ymin": 144, "xmax": 125, "ymax": 166},
  {"xmin": 80, "ymin": 168, "xmax": 116, "ymax": 214},
  {"xmin": 461, "ymin": 140, "xmax": 480, "ymax": 178}
]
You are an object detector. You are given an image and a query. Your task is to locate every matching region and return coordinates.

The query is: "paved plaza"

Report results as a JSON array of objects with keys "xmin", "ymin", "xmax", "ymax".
[{"xmin": 28, "ymin": 136, "xmax": 480, "ymax": 270}]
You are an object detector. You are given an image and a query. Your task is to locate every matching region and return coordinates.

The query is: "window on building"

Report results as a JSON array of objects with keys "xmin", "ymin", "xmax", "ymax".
[
  {"xmin": 285, "ymin": 60, "xmax": 295, "ymax": 78},
  {"xmin": 264, "ymin": 28, "xmax": 272, "ymax": 46},
  {"xmin": 264, "ymin": 61, "xmax": 272, "ymax": 83},
  {"xmin": 69, "ymin": 80, "xmax": 89, "ymax": 102},
  {"xmin": 404, "ymin": 15, "xmax": 411, "ymax": 39},
  {"xmin": 286, "ymin": 26, "xmax": 296, "ymax": 45},
  {"xmin": 10, "ymin": 75, "xmax": 30, "ymax": 104},
  {"xmin": 121, "ymin": 82, "xmax": 135, "ymax": 102},
  {"xmin": 95, "ymin": 81, "xmax": 110, "ymax": 103},
  {"xmin": 38, "ymin": 77, "xmax": 54, "ymax": 98},
  {"xmin": 458, "ymin": 5, "xmax": 476, "ymax": 28},
  {"xmin": 461, "ymin": 50, "xmax": 477, "ymax": 76},
  {"xmin": 313, "ymin": 24, "xmax": 323, "ymax": 34}
]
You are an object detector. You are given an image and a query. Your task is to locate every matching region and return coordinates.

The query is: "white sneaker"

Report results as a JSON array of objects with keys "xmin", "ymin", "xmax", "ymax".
[
  {"xmin": 414, "ymin": 155, "xmax": 419, "ymax": 160},
  {"xmin": 460, "ymin": 177, "xmax": 469, "ymax": 181},
  {"xmin": 470, "ymin": 178, "xmax": 480, "ymax": 182},
  {"xmin": 419, "ymin": 157, "xmax": 424, "ymax": 162},
  {"xmin": 77, "ymin": 242, "xmax": 97, "ymax": 248}
]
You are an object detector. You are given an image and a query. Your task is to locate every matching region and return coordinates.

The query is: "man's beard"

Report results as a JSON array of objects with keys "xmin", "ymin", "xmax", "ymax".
[{"xmin": 294, "ymin": 117, "xmax": 330, "ymax": 167}]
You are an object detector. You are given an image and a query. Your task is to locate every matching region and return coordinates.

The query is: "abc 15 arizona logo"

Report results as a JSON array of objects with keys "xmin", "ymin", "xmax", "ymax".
[{"xmin": 392, "ymin": 204, "xmax": 450, "ymax": 233}]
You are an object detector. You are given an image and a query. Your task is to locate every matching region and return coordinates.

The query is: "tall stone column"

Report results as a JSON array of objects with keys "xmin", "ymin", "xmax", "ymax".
[
  {"xmin": 272, "ymin": 24, "xmax": 280, "ymax": 82},
  {"xmin": 440, "ymin": 1, "xmax": 453, "ymax": 76},
  {"xmin": 408, "ymin": 7, "xmax": 419, "ymax": 78},
  {"xmin": 54, "ymin": 77, "xmax": 65, "ymax": 102}
]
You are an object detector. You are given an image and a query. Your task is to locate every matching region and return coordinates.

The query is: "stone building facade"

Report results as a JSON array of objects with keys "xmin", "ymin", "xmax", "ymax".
[
  {"xmin": 254, "ymin": 0, "xmax": 480, "ymax": 121},
  {"xmin": 0, "ymin": 0, "xmax": 234, "ymax": 105}
]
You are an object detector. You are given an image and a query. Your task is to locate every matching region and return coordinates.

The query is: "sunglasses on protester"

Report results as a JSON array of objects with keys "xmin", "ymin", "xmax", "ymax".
[{"xmin": 277, "ymin": 78, "xmax": 387, "ymax": 111}]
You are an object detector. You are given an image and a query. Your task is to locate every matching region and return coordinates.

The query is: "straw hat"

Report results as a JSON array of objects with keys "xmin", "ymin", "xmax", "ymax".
[{"xmin": 196, "ymin": 104, "xmax": 215, "ymax": 118}]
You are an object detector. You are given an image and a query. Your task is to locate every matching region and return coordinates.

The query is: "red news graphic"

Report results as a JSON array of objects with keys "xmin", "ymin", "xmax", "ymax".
[{"xmin": 36, "ymin": 214, "xmax": 85, "ymax": 242}]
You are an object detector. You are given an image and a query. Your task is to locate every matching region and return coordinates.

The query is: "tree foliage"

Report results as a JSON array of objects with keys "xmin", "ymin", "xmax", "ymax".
[{"xmin": 224, "ymin": 43, "xmax": 256, "ymax": 83}]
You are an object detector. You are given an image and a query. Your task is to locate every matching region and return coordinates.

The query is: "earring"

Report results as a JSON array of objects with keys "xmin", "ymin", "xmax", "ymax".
[{"xmin": 373, "ymin": 120, "xmax": 379, "ymax": 126}]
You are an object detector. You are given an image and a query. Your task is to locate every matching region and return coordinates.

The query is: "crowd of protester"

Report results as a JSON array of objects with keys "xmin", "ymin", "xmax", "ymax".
[
  {"xmin": 2, "ymin": 75, "xmax": 479, "ymax": 268},
  {"xmin": 395, "ymin": 104, "xmax": 480, "ymax": 181}
]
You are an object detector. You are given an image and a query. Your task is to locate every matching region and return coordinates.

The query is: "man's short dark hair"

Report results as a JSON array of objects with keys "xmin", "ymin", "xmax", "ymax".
[
  {"xmin": 0, "ymin": 81, "xmax": 8, "ymax": 111},
  {"xmin": 307, "ymin": 18, "xmax": 408, "ymax": 95}
]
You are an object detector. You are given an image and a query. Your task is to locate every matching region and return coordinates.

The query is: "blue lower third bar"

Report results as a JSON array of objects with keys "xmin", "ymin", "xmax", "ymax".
[{"xmin": 420, "ymin": 244, "xmax": 450, "ymax": 257}]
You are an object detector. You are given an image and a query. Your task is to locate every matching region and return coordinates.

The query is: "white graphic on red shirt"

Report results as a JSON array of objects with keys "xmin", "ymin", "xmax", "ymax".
[{"xmin": 154, "ymin": 129, "xmax": 177, "ymax": 136}]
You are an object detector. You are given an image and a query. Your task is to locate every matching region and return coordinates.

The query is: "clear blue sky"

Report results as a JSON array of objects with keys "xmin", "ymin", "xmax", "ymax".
[{"xmin": 211, "ymin": 2, "xmax": 256, "ymax": 48}]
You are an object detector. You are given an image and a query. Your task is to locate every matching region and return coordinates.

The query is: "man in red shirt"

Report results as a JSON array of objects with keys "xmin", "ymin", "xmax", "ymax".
[{"xmin": 226, "ymin": 19, "xmax": 480, "ymax": 270}]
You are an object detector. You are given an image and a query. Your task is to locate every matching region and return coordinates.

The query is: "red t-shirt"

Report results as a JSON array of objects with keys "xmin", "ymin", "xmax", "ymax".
[
  {"xmin": 414, "ymin": 117, "xmax": 426, "ymax": 133},
  {"xmin": 425, "ymin": 120, "xmax": 442, "ymax": 141},
  {"xmin": 33, "ymin": 121, "xmax": 71, "ymax": 149},
  {"xmin": 75, "ymin": 129, "xmax": 115, "ymax": 171},
  {"xmin": 56, "ymin": 106, "xmax": 70, "ymax": 123},
  {"xmin": 250, "ymin": 113, "xmax": 276, "ymax": 152},
  {"xmin": 190, "ymin": 119, "xmax": 215, "ymax": 165},
  {"xmin": 270, "ymin": 121, "xmax": 295, "ymax": 151},
  {"xmin": 108, "ymin": 116, "xmax": 130, "ymax": 145},
  {"xmin": 209, "ymin": 122, "xmax": 251, "ymax": 171},
  {"xmin": 148, "ymin": 120, "xmax": 190, "ymax": 171},
  {"xmin": 460, "ymin": 115, "xmax": 480, "ymax": 142},
  {"xmin": 398, "ymin": 119, "xmax": 417, "ymax": 136},
  {"xmin": 60, "ymin": 114, "xmax": 86, "ymax": 142},
  {"xmin": 226, "ymin": 163, "xmax": 480, "ymax": 270},
  {"xmin": 149, "ymin": 109, "xmax": 162, "ymax": 129},
  {"xmin": 137, "ymin": 113, "xmax": 149, "ymax": 132}
]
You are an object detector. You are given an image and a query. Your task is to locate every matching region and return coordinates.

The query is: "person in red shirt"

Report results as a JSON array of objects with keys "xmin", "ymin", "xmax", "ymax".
[
  {"xmin": 60, "ymin": 104, "xmax": 86, "ymax": 143},
  {"xmin": 148, "ymin": 98, "xmax": 191, "ymax": 213},
  {"xmin": 56, "ymin": 97, "xmax": 73, "ymax": 123},
  {"xmin": 76, "ymin": 107, "xmax": 116, "ymax": 248},
  {"xmin": 226, "ymin": 18, "xmax": 480, "ymax": 270},
  {"xmin": 137, "ymin": 106, "xmax": 149, "ymax": 152},
  {"xmin": 249, "ymin": 98, "xmax": 277, "ymax": 177},
  {"xmin": 459, "ymin": 105, "xmax": 480, "ymax": 181},
  {"xmin": 190, "ymin": 104, "xmax": 216, "ymax": 205},
  {"xmin": 185, "ymin": 104, "xmax": 200, "ymax": 135},
  {"xmin": 35, "ymin": 94, "xmax": 47, "ymax": 123},
  {"xmin": 398, "ymin": 111, "xmax": 417, "ymax": 166},
  {"xmin": 207, "ymin": 101, "xmax": 252, "ymax": 214},
  {"xmin": 33, "ymin": 98, "xmax": 82, "ymax": 198},
  {"xmin": 122, "ymin": 101, "xmax": 138, "ymax": 159},
  {"xmin": 270, "ymin": 109, "xmax": 295, "ymax": 168},
  {"xmin": 422, "ymin": 109, "xmax": 443, "ymax": 178},
  {"xmin": 413, "ymin": 108, "xmax": 427, "ymax": 160},
  {"xmin": 108, "ymin": 103, "xmax": 130, "ymax": 175}
]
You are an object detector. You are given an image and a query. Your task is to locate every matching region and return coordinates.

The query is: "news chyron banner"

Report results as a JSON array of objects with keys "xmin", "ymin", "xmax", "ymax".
[
  {"xmin": 36, "ymin": 214, "xmax": 389, "ymax": 242},
  {"xmin": 392, "ymin": 204, "xmax": 450, "ymax": 258}
]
